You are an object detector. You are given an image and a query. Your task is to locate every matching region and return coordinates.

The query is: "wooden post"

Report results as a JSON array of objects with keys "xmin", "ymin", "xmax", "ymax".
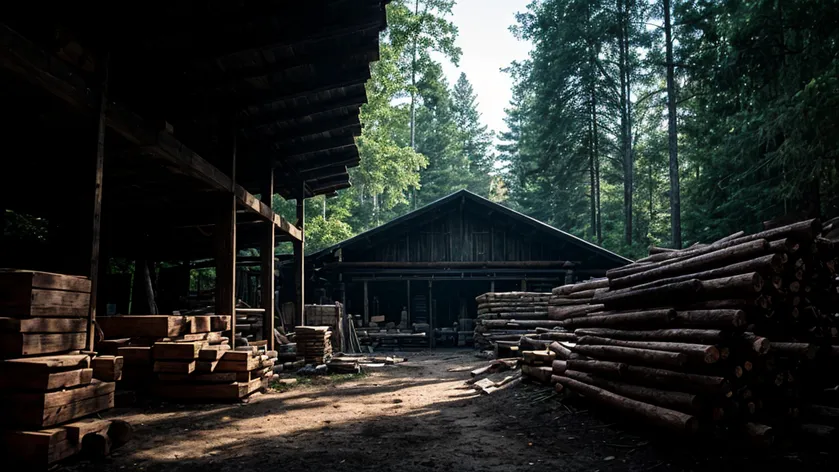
[
  {"xmin": 87, "ymin": 53, "xmax": 109, "ymax": 352},
  {"xmin": 521, "ymin": 279, "xmax": 527, "ymax": 291},
  {"xmin": 406, "ymin": 280, "xmax": 411, "ymax": 325},
  {"xmin": 363, "ymin": 280, "xmax": 369, "ymax": 326},
  {"xmin": 490, "ymin": 280, "xmax": 495, "ymax": 293},
  {"xmin": 261, "ymin": 170, "xmax": 275, "ymax": 350},
  {"xmin": 293, "ymin": 185, "xmax": 305, "ymax": 327},
  {"xmin": 429, "ymin": 280, "xmax": 435, "ymax": 348},
  {"xmin": 216, "ymin": 126, "xmax": 237, "ymax": 347},
  {"xmin": 565, "ymin": 270, "xmax": 574, "ymax": 285}
]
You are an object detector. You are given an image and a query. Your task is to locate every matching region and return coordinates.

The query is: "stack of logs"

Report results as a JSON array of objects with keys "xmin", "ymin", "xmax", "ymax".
[
  {"xmin": 536, "ymin": 218, "xmax": 839, "ymax": 443},
  {"xmin": 474, "ymin": 292, "xmax": 553, "ymax": 352}
]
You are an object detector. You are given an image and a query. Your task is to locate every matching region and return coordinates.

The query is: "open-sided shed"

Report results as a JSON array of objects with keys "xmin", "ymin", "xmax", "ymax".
[{"xmin": 0, "ymin": 0, "xmax": 390, "ymax": 350}]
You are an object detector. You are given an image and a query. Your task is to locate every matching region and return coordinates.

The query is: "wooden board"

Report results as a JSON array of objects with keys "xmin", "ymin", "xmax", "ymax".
[
  {"xmin": 91, "ymin": 356, "xmax": 123, "ymax": 382},
  {"xmin": 157, "ymin": 372, "xmax": 237, "ymax": 383},
  {"xmin": 0, "ymin": 270, "xmax": 91, "ymax": 293},
  {"xmin": 0, "ymin": 354, "xmax": 90, "ymax": 376},
  {"xmin": 97, "ymin": 315, "xmax": 185, "ymax": 338},
  {"xmin": 0, "ymin": 288, "xmax": 90, "ymax": 318},
  {"xmin": 150, "ymin": 377, "xmax": 261, "ymax": 400},
  {"xmin": 95, "ymin": 338, "xmax": 131, "ymax": 356},
  {"xmin": 0, "ymin": 332, "xmax": 86, "ymax": 358},
  {"xmin": 0, "ymin": 427, "xmax": 74, "ymax": 467},
  {"xmin": 195, "ymin": 360, "xmax": 218, "ymax": 373},
  {"xmin": 0, "ymin": 367, "xmax": 92, "ymax": 391},
  {"xmin": 64, "ymin": 418, "xmax": 111, "ymax": 442},
  {"xmin": 187, "ymin": 316, "xmax": 212, "ymax": 333},
  {"xmin": 216, "ymin": 356, "xmax": 260, "ymax": 372},
  {"xmin": 117, "ymin": 346, "xmax": 152, "ymax": 365},
  {"xmin": 0, "ymin": 317, "xmax": 87, "ymax": 333},
  {"xmin": 0, "ymin": 384, "xmax": 114, "ymax": 428},
  {"xmin": 220, "ymin": 350, "xmax": 253, "ymax": 362},
  {"xmin": 152, "ymin": 342, "xmax": 201, "ymax": 360},
  {"xmin": 209, "ymin": 315, "xmax": 231, "ymax": 331},
  {"xmin": 198, "ymin": 346, "xmax": 229, "ymax": 361},
  {"xmin": 4, "ymin": 380, "xmax": 115, "ymax": 409},
  {"xmin": 153, "ymin": 360, "xmax": 195, "ymax": 374}
]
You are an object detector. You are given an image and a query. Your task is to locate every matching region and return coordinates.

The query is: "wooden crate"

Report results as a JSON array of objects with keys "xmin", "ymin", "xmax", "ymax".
[{"xmin": 0, "ymin": 270, "xmax": 91, "ymax": 318}]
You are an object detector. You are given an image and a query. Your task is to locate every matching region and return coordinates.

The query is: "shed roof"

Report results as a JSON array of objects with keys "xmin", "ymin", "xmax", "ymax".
[{"xmin": 311, "ymin": 189, "xmax": 632, "ymax": 267}]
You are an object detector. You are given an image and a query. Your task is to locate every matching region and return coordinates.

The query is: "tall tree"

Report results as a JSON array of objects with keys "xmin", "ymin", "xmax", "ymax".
[
  {"xmin": 451, "ymin": 73, "xmax": 495, "ymax": 195},
  {"xmin": 663, "ymin": 0, "xmax": 680, "ymax": 248}
]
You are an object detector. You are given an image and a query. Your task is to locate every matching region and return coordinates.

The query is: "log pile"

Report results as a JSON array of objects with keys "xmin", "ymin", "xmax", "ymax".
[
  {"xmin": 0, "ymin": 270, "xmax": 128, "ymax": 467},
  {"xmin": 543, "ymin": 218, "xmax": 839, "ymax": 442},
  {"xmin": 473, "ymin": 292, "xmax": 552, "ymax": 351},
  {"xmin": 295, "ymin": 326, "xmax": 333, "ymax": 364}
]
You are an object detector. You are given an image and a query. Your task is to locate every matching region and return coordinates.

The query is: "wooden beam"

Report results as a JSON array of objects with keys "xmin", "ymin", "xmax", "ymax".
[
  {"xmin": 0, "ymin": 24, "xmax": 301, "ymax": 243},
  {"xmin": 239, "ymin": 93, "xmax": 366, "ymax": 131},
  {"xmin": 429, "ymin": 281, "xmax": 435, "ymax": 349},
  {"xmin": 87, "ymin": 53, "xmax": 109, "ymax": 352},
  {"xmin": 293, "ymin": 187, "xmax": 305, "ymax": 327},
  {"xmin": 406, "ymin": 280, "xmax": 411, "ymax": 326},
  {"xmin": 261, "ymin": 170, "xmax": 275, "ymax": 351},
  {"xmin": 363, "ymin": 281, "xmax": 369, "ymax": 326},
  {"xmin": 215, "ymin": 129, "xmax": 237, "ymax": 348},
  {"xmin": 249, "ymin": 111, "xmax": 359, "ymax": 142}
]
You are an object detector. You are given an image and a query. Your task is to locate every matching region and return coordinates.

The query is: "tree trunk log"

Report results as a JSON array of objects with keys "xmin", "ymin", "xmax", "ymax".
[
  {"xmin": 548, "ymin": 341, "xmax": 575, "ymax": 360},
  {"xmin": 567, "ymin": 359, "xmax": 627, "ymax": 376},
  {"xmin": 552, "ymin": 360, "xmax": 568, "ymax": 374},
  {"xmin": 552, "ymin": 278, "xmax": 609, "ymax": 295},
  {"xmin": 674, "ymin": 310, "xmax": 747, "ymax": 328},
  {"xmin": 552, "ymin": 375, "xmax": 699, "ymax": 433},
  {"xmin": 574, "ymin": 328, "xmax": 725, "ymax": 344},
  {"xmin": 482, "ymin": 320, "xmax": 565, "ymax": 329},
  {"xmin": 560, "ymin": 309, "xmax": 676, "ymax": 329},
  {"xmin": 563, "ymin": 369, "xmax": 702, "ymax": 412},
  {"xmin": 548, "ymin": 304, "xmax": 605, "ymax": 321},
  {"xmin": 610, "ymin": 240, "xmax": 769, "ymax": 290},
  {"xmin": 576, "ymin": 336, "xmax": 719, "ymax": 364},
  {"xmin": 698, "ymin": 272, "xmax": 764, "ymax": 299},
  {"xmin": 538, "ymin": 331, "xmax": 578, "ymax": 342},
  {"xmin": 621, "ymin": 365, "xmax": 729, "ymax": 395},
  {"xmin": 769, "ymin": 342, "xmax": 816, "ymax": 359},
  {"xmin": 595, "ymin": 280, "xmax": 703, "ymax": 309},
  {"xmin": 568, "ymin": 344, "xmax": 687, "ymax": 368},
  {"xmin": 521, "ymin": 364, "xmax": 553, "ymax": 383},
  {"xmin": 621, "ymin": 254, "xmax": 784, "ymax": 292}
]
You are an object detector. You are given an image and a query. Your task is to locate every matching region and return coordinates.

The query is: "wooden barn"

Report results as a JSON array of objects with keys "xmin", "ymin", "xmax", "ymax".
[
  {"xmin": 309, "ymin": 190, "xmax": 631, "ymax": 335},
  {"xmin": 0, "ymin": 1, "xmax": 390, "ymax": 351}
]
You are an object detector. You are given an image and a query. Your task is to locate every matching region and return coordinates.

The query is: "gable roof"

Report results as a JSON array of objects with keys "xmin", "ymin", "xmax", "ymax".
[{"xmin": 311, "ymin": 189, "xmax": 631, "ymax": 266}]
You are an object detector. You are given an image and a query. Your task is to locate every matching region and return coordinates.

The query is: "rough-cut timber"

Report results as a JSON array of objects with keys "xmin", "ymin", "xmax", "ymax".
[
  {"xmin": 576, "ymin": 336, "xmax": 720, "ymax": 364},
  {"xmin": 563, "ymin": 369, "xmax": 702, "ymax": 412}
]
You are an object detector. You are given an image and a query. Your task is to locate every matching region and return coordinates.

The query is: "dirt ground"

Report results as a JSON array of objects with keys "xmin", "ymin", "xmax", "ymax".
[{"xmin": 66, "ymin": 350, "xmax": 837, "ymax": 472}]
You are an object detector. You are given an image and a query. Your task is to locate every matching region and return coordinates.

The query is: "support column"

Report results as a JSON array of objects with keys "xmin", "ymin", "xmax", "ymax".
[
  {"xmin": 293, "ymin": 185, "xmax": 305, "ymax": 327},
  {"xmin": 521, "ymin": 279, "xmax": 527, "ymax": 291},
  {"xmin": 363, "ymin": 280, "xmax": 369, "ymax": 326},
  {"xmin": 428, "ymin": 280, "xmax": 434, "ymax": 348},
  {"xmin": 565, "ymin": 270, "xmax": 574, "ymax": 285},
  {"xmin": 87, "ymin": 53, "xmax": 109, "ymax": 352},
  {"xmin": 406, "ymin": 280, "xmax": 411, "ymax": 325},
  {"xmin": 216, "ymin": 125, "xmax": 237, "ymax": 347},
  {"xmin": 490, "ymin": 280, "xmax": 495, "ymax": 293},
  {"xmin": 261, "ymin": 170, "xmax": 275, "ymax": 350}
]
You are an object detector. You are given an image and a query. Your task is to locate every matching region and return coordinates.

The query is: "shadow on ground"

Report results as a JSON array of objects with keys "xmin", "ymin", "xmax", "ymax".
[{"xmin": 63, "ymin": 351, "xmax": 838, "ymax": 472}]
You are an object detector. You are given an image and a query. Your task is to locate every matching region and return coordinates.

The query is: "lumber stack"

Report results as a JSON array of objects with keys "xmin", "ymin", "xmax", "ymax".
[
  {"xmin": 544, "ymin": 218, "xmax": 839, "ymax": 442},
  {"xmin": 295, "ymin": 326, "xmax": 333, "ymax": 364},
  {"xmin": 150, "ymin": 344, "xmax": 278, "ymax": 401},
  {"xmin": 234, "ymin": 308, "xmax": 264, "ymax": 342},
  {"xmin": 0, "ymin": 270, "xmax": 127, "ymax": 467},
  {"xmin": 0, "ymin": 270, "xmax": 92, "ymax": 358},
  {"xmin": 473, "ymin": 292, "xmax": 552, "ymax": 351},
  {"xmin": 520, "ymin": 349, "xmax": 555, "ymax": 384},
  {"xmin": 96, "ymin": 314, "xmax": 231, "ymax": 391}
]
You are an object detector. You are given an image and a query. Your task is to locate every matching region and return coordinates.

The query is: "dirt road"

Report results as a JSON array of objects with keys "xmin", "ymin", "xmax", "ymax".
[{"xmin": 68, "ymin": 350, "xmax": 836, "ymax": 472}]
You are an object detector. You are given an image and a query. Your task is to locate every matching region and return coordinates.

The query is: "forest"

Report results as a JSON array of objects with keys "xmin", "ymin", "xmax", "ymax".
[{"xmin": 276, "ymin": 0, "xmax": 839, "ymax": 259}]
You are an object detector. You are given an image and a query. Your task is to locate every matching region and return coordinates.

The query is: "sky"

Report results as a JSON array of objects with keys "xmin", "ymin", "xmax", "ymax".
[{"xmin": 438, "ymin": 0, "xmax": 533, "ymax": 139}]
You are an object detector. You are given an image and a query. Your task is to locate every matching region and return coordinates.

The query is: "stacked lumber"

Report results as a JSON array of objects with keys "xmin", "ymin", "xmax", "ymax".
[
  {"xmin": 150, "ymin": 344, "xmax": 277, "ymax": 401},
  {"xmin": 0, "ymin": 270, "xmax": 128, "ymax": 467},
  {"xmin": 0, "ymin": 271, "xmax": 92, "ymax": 358},
  {"xmin": 520, "ymin": 349, "xmax": 555, "ymax": 384},
  {"xmin": 545, "ymin": 218, "xmax": 839, "ymax": 442},
  {"xmin": 473, "ymin": 292, "xmax": 552, "ymax": 351},
  {"xmin": 357, "ymin": 328, "xmax": 429, "ymax": 350},
  {"xmin": 295, "ymin": 326, "xmax": 333, "ymax": 364},
  {"xmin": 234, "ymin": 308, "xmax": 264, "ymax": 342},
  {"xmin": 96, "ymin": 314, "xmax": 231, "ymax": 391}
]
